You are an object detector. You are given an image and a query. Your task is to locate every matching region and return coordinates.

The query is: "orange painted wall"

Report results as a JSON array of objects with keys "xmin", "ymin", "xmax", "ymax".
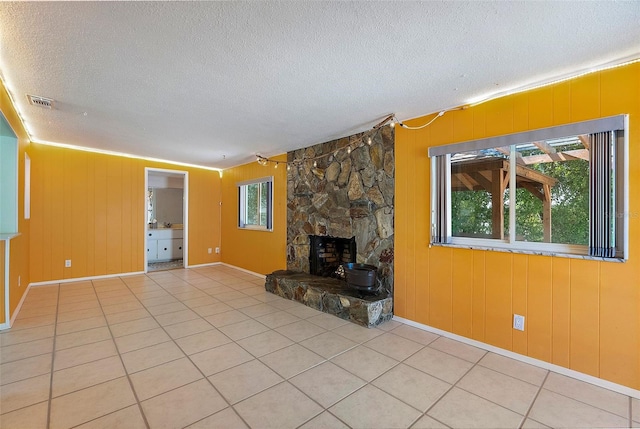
[
  {"xmin": 394, "ymin": 62, "xmax": 640, "ymax": 389},
  {"xmin": 0, "ymin": 78, "xmax": 31, "ymax": 323},
  {"xmin": 220, "ymin": 155, "xmax": 287, "ymax": 275},
  {"xmin": 29, "ymin": 144, "xmax": 222, "ymax": 283}
]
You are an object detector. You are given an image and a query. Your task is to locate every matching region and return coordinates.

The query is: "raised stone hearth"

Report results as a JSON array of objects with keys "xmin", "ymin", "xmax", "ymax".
[{"xmin": 266, "ymin": 270, "xmax": 393, "ymax": 328}]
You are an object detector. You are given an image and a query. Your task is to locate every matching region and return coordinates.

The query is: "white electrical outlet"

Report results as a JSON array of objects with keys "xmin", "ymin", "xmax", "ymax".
[
  {"xmin": 65, "ymin": 259, "xmax": 72, "ymax": 268},
  {"xmin": 215, "ymin": 247, "xmax": 220, "ymax": 254},
  {"xmin": 207, "ymin": 248, "xmax": 213, "ymax": 254},
  {"xmin": 513, "ymin": 314, "xmax": 525, "ymax": 331}
]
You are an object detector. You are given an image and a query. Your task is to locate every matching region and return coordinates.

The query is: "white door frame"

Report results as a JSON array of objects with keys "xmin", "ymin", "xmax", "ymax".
[{"xmin": 144, "ymin": 168, "xmax": 189, "ymax": 272}]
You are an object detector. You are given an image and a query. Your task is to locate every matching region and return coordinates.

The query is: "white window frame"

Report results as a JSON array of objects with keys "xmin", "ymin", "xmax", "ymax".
[
  {"xmin": 429, "ymin": 115, "xmax": 629, "ymax": 261},
  {"xmin": 238, "ymin": 176, "xmax": 273, "ymax": 231}
]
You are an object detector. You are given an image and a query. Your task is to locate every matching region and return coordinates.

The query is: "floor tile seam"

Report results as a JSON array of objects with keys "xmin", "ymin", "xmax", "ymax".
[
  {"xmin": 470, "ymin": 361, "xmax": 545, "ymax": 389},
  {"xmin": 475, "ymin": 360, "xmax": 549, "ymax": 386},
  {"xmin": 536, "ymin": 385, "xmax": 631, "ymax": 420},
  {"xmin": 0, "ymin": 334, "xmax": 56, "ymax": 348},
  {"xmin": 56, "ymin": 313, "xmax": 109, "ymax": 325},
  {"xmin": 138, "ymin": 299, "xmax": 181, "ymax": 308},
  {"xmin": 295, "ymin": 336, "xmax": 360, "ymax": 361},
  {"xmin": 186, "ymin": 406, "xmax": 250, "ymax": 429},
  {"xmin": 156, "ymin": 315, "xmax": 212, "ymax": 329},
  {"xmin": 0, "ymin": 363, "xmax": 54, "ymax": 387},
  {"xmin": 424, "ymin": 342, "xmax": 488, "ymax": 365},
  {"xmin": 93, "ymin": 280, "xmax": 152, "ymax": 429},
  {"xmin": 114, "ymin": 336, "xmax": 174, "ymax": 355},
  {"xmin": 330, "ymin": 352, "xmax": 403, "ymax": 385},
  {"xmin": 51, "ymin": 352, "xmax": 123, "ymax": 377},
  {"xmin": 1, "ymin": 349, "xmax": 54, "ymax": 365},
  {"xmin": 46, "ymin": 283, "xmax": 62, "ymax": 429},
  {"xmin": 517, "ymin": 370, "xmax": 550, "ymax": 429},
  {"xmin": 110, "ymin": 323, "xmax": 163, "ymax": 339},
  {"xmin": 122, "ymin": 354, "xmax": 187, "ymax": 377},
  {"xmin": 105, "ymin": 314, "xmax": 152, "ymax": 326},
  {"xmin": 409, "ymin": 413, "xmax": 452, "ymax": 429},
  {"xmin": 0, "ymin": 399, "xmax": 49, "ymax": 419},
  {"xmin": 56, "ymin": 304, "xmax": 102, "ymax": 313},
  {"xmin": 1, "ymin": 320, "xmax": 56, "ymax": 332},
  {"xmin": 236, "ymin": 338, "xmax": 295, "ymax": 360}
]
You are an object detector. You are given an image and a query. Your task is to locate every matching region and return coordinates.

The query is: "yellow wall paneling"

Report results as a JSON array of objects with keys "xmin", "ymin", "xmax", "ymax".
[{"xmin": 394, "ymin": 62, "xmax": 640, "ymax": 390}]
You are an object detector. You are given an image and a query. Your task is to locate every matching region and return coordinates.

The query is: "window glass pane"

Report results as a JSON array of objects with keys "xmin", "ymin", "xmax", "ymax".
[
  {"xmin": 246, "ymin": 183, "xmax": 259, "ymax": 225},
  {"xmin": 260, "ymin": 181, "xmax": 268, "ymax": 226},
  {"xmin": 450, "ymin": 148, "xmax": 509, "ymax": 239},
  {"xmin": 514, "ymin": 136, "xmax": 589, "ymax": 245}
]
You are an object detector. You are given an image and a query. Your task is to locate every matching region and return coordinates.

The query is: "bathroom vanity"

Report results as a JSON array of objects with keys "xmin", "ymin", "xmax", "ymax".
[{"xmin": 147, "ymin": 228, "xmax": 183, "ymax": 262}]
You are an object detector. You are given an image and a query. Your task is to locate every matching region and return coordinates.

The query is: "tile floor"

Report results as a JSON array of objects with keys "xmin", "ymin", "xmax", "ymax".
[{"xmin": 1, "ymin": 265, "xmax": 638, "ymax": 429}]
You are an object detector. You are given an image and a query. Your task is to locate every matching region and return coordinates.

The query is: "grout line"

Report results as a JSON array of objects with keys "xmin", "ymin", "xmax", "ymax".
[
  {"xmin": 45, "ymin": 285, "xmax": 61, "ymax": 429},
  {"xmin": 518, "ymin": 370, "xmax": 550, "ymax": 428}
]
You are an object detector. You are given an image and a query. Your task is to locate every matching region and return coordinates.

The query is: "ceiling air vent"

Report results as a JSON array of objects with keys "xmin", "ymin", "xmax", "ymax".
[{"xmin": 27, "ymin": 94, "xmax": 54, "ymax": 109}]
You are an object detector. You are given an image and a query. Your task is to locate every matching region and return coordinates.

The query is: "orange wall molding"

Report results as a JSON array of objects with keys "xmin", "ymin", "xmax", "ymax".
[{"xmin": 394, "ymin": 62, "xmax": 640, "ymax": 390}]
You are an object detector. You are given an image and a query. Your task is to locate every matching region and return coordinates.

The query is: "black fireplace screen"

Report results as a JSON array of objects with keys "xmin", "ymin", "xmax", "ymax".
[{"xmin": 309, "ymin": 235, "xmax": 356, "ymax": 277}]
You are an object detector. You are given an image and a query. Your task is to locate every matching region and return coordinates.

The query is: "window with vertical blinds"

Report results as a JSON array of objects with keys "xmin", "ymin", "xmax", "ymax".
[{"xmin": 429, "ymin": 115, "xmax": 628, "ymax": 260}]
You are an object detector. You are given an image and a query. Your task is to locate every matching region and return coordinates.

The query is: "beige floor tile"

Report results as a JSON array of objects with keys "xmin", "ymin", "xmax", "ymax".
[
  {"xmin": 242, "ymin": 286, "xmax": 269, "ymax": 296},
  {"xmin": 237, "ymin": 330, "xmax": 293, "ymax": 357},
  {"xmin": 528, "ymin": 389, "xmax": 628, "ymax": 428},
  {"xmin": 8, "ymin": 314, "xmax": 55, "ymax": 331},
  {"xmin": 227, "ymin": 296, "xmax": 263, "ymax": 309},
  {"xmin": 56, "ymin": 315, "xmax": 107, "ymax": 335},
  {"xmin": 276, "ymin": 320, "xmax": 327, "ymax": 342},
  {"xmin": 141, "ymin": 379, "xmax": 228, "ymax": 429},
  {"xmin": 121, "ymin": 340, "xmax": 185, "ymax": 373},
  {"xmin": 428, "ymin": 337, "xmax": 486, "ymax": 363},
  {"xmin": 104, "ymin": 308, "xmax": 151, "ymax": 325},
  {"xmin": 290, "ymin": 361, "xmax": 366, "ymax": 408},
  {"xmin": 57, "ymin": 300, "xmax": 100, "ymax": 314},
  {"xmin": 15, "ymin": 305, "xmax": 57, "ymax": 319},
  {"xmin": 56, "ymin": 307, "xmax": 104, "ymax": 323},
  {"xmin": 405, "ymin": 346, "xmax": 473, "ymax": 384},
  {"xmin": 55, "ymin": 326, "xmax": 112, "ymax": 351},
  {"xmin": 181, "ymin": 295, "xmax": 220, "ymax": 309},
  {"xmin": 208, "ymin": 359, "xmax": 283, "ymax": 404},
  {"xmin": 478, "ymin": 352, "xmax": 548, "ymax": 386},
  {"xmin": 164, "ymin": 318, "xmax": 213, "ymax": 339},
  {"xmin": 521, "ymin": 418, "xmax": 551, "ymax": 428},
  {"xmin": 50, "ymin": 377, "xmax": 137, "ymax": 429},
  {"xmin": 0, "ymin": 353, "xmax": 51, "ymax": 385},
  {"xmin": 213, "ymin": 291, "xmax": 247, "ymax": 301},
  {"xmin": 154, "ymin": 308, "xmax": 201, "ymax": 326},
  {"xmin": 54, "ymin": 339, "xmax": 117, "ymax": 372},
  {"xmin": 172, "ymin": 290, "xmax": 210, "ymax": 301},
  {"xmin": 332, "ymin": 322, "xmax": 384, "ymax": 343},
  {"xmin": 204, "ymin": 310, "xmax": 250, "ymax": 327},
  {"xmin": 109, "ymin": 316, "xmax": 160, "ymax": 337},
  {"xmin": 193, "ymin": 302, "xmax": 234, "ymax": 317},
  {"xmin": 175, "ymin": 329, "xmax": 232, "ymax": 355},
  {"xmin": 73, "ymin": 405, "xmax": 147, "ymax": 429},
  {"xmin": 543, "ymin": 372, "xmax": 629, "ymax": 418},
  {"xmin": 373, "ymin": 363, "xmax": 451, "ymax": 412},
  {"xmin": 219, "ymin": 319, "xmax": 270, "ymax": 340},
  {"xmin": 428, "ymin": 387, "xmax": 522, "ymax": 429},
  {"xmin": 389, "ymin": 324, "xmax": 439, "ymax": 345},
  {"xmin": 299, "ymin": 411, "xmax": 349, "ymax": 429},
  {"xmin": 191, "ymin": 342, "xmax": 254, "ymax": 375},
  {"xmin": 286, "ymin": 304, "xmax": 324, "ymax": 319},
  {"xmin": 0, "ymin": 374, "xmax": 50, "ymax": 414},
  {"xmin": 138, "ymin": 294, "xmax": 178, "ymax": 307},
  {"xmin": 306, "ymin": 313, "xmax": 350, "ymax": 330},
  {"xmin": 0, "ymin": 337, "xmax": 53, "ymax": 363},
  {"xmin": 130, "ymin": 357, "xmax": 203, "ymax": 400},
  {"xmin": 0, "ymin": 400, "xmax": 49, "ymax": 429},
  {"xmin": 101, "ymin": 301, "xmax": 145, "ymax": 315},
  {"xmin": 377, "ymin": 319, "xmax": 403, "ymax": 331},
  {"xmin": 255, "ymin": 310, "xmax": 301, "ymax": 329},
  {"xmin": 235, "ymin": 381, "xmax": 323, "ymax": 429},
  {"xmin": 364, "ymin": 332, "xmax": 424, "ymax": 361},
  {"xmin": 457, "ymin": 365, "xmax": 539, "ymax": 414},
  {"xmin": 330, "ymin": 384, "xmax": 421, "ymax": 429},
  {"xmin": 260, "ymin": 344, "xmax": 326, "ymax": 379},
  {"xmin": 266, "ymin": 297, "xmax": 300, "ymax": 310},
  {"xmin": 146, "ymin": 302, "xmax": 188, "ymax": 316},
  {"xmin": 239, "ymin": 303, "xmax": 279, "ymax": 318},
  {"xmin": 114, "ymin": 327, "xmax": 171, "ymax": 353},
  {"xmin": 331, "ymin": 345, "xmax": 398, "ymax": 382},
  {"xmin": 0, "ymin": 325, "xmax": 55, "ymax": 347},
  {"xmin": 411, "ymin": 414, "xmax": 449, "ymax": 428},
  {"xmin": 52, "ymin": 355, "xmax": 125, "ymax": 397},
  {"xmin": 300, "ymin": 331, "xmax": 358, "ymax": 359},
  {"xmin": 185, "ymin": 407, "xmax": 248, "ymax": 428}
]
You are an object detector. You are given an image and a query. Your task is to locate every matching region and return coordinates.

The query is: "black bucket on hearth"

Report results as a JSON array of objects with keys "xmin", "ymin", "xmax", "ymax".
[{"xmin": 343, "ymin": 263, "xmax": 378, "ymax": 293}]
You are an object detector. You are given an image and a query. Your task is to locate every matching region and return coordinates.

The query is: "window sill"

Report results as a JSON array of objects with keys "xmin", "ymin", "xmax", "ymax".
[
  {"xmin": 430, "ymin": 242, "xmax": 625, "ymax": 263},
  {"xmin": 238, "ymin": 226, "xmax": 273, "ymax": 232}
]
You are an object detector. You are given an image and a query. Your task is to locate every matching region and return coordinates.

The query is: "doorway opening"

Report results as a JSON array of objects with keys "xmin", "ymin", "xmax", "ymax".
[{"xmin": 145, "ymin": 168, "xmax": 188, "ymax": 272}]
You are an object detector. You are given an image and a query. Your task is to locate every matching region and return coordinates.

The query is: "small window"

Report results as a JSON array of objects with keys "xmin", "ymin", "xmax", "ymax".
[
  {"xmin": 430, "ymin": 115, "xmax": 628, "ymax": 260},
  {"xmin": 238, "ymin": 177, "xmax": 273, "ymax": 230}
]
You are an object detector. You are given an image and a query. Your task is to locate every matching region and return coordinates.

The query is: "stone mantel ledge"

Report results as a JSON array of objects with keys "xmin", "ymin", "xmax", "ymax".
[{"xmin": 265, "ymin": 270, "xmax": 393, "ymax": 328}]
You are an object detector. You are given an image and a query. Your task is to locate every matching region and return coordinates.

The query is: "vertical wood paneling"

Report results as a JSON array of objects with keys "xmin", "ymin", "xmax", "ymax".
[
  {"xmin": 471, "ymin": 250, "xmax": 486, "ymax": 342},
  {"xmin": 406, "ymin": 126, "xmax": 417, "ymax": 321},
  {"xmin": 551, "ymin": 257, "xmax": 571, "ymax": 368},
  {"xmin": 511, "ymin": 254, "xmax": 528, "ymax": 355},
  {"xmin": 569, "ymin": 259, "xmax": 600, "ymax": 377},
  {"xmin": 94, "ymin": 155, "xmax": 107, "ymax": 275},
  {"xmin": 452, "ymin": 248, "xmax": 473, "ymax": 337},
  {"xmin": 527, "ymin": 255, "xmax": 552, "ymax": 362},
  {"xmin": 0, "ymin": 243, "xmax": 5, "ymax": 322},
  {"xmin": 528, "ymin": 87, "xmax": 554, "ymax": 129},
  {"xmin": 570, "ymin": 73, "xmax": 600, "ymax": 122},
  {"xmin": 484, "ymin": 251, "xmax": 513, "ymax": 350},
  {"xmin": 414, "ymin": 127, "xmax": 430, "ymax": 324},
  {"xmin": 120, "ymin": 158, "xmax": 132, "ymax": 274},
  {"xmin": 428, "ymin": 246, "xmax": 452, "ymax": 330}
]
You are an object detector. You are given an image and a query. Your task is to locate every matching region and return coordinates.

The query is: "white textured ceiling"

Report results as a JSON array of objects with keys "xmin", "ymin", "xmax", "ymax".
[{"xmin": 1, "ymin": 2, "xmax": 639, "ymax": 169}]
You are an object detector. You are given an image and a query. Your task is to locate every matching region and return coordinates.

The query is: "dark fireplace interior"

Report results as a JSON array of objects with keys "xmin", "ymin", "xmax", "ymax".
[{"xmin": 309, "ymin": 235, "xmax": 356, "ymax": 277}]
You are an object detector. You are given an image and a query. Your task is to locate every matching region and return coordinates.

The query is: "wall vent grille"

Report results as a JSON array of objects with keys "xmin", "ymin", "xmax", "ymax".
[{"xmin": 27, "ymin": 94, "xmax": 53, "ymax": 109}]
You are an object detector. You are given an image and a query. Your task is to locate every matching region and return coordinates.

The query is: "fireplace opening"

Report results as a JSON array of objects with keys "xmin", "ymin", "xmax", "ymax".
[{"xmin": 309, "ymin": 235, "xmax": 356, "ymax": 277}]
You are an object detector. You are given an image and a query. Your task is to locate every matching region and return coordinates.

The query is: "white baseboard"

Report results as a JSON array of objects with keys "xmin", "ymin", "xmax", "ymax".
[
  {"xmin": 220, "ymin": 263, "xmax": 266, "ymax": 279},
  {"xmin": 8, "ymin": 283, "xmax": 32, "ymax": 327},
  {"xmin": 29, "ymin": 270, "xmax": 146, "ymax": 287},
  {"xmin": 186, "ymin": 262, "xmax": 222, "ymax": 269},
  {"xmin": 393, "ymin": 316, "xmax": 640, "ymax": 400}
]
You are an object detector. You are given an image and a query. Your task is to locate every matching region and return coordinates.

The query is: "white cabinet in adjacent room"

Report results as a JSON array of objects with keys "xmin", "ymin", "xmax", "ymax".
[{"xmin": 147, "ymin": 229, "xmax": 184, "ymax": 262}]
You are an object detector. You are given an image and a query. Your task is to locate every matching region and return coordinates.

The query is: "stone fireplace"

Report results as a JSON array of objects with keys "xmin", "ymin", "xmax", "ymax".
[{"xmin": 265, "ymin": 126, "xmax": 394, "ymax": 327}]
